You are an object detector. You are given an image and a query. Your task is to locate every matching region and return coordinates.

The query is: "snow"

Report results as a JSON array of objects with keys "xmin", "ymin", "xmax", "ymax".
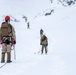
[{"xmin": 0, "ymin": 0, "xmax": 76, "ymax": 75}]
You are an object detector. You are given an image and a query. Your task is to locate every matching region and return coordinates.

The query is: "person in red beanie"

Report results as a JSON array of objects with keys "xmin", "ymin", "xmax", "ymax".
[
  {"xmin": 5, "ymin": 16, "xmax": 10, "ymax": 21},
  {"xmin": 0, "ymin": 16, "xmax": 16, "ymax": 63}
]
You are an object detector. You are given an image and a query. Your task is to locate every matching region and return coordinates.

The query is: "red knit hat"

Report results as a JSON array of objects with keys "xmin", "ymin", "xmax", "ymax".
[{"xmin": 5, "ymin": 16, "xmax": 10, "ymax": 21}]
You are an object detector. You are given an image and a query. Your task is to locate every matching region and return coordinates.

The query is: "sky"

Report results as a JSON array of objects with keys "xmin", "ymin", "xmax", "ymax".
[{"xmin": 0, "ymin": 0, "xmax": 76, "ymax": 75}]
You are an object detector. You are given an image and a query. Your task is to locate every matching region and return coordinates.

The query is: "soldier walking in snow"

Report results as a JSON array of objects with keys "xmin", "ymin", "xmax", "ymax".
[
  {"xmin": 40, "ymin": 35, "xmax": 48, "ymax": 54},
  {"xmin": 0, "ymin": 16, "xmax": 16, "ymax": 63}
]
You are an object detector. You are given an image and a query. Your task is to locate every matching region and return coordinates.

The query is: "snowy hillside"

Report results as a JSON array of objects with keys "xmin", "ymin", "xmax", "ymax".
[{"xmin": 0, "ymin": 0, "xmax": 76, "ymax": 75}]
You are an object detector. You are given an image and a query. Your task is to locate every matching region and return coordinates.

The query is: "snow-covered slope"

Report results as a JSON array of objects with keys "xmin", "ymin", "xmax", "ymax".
[{"xmin": 0, "ymin": 0, "xmax": 76, "ymax": 75}]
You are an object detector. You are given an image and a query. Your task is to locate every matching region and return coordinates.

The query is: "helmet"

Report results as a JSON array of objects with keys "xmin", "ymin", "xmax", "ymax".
[{"xmin": 5, "ymin": 16, "xmax": 10, "ymax": 21}]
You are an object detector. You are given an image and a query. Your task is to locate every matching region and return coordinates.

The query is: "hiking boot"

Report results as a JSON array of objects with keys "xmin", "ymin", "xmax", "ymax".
[
  {"xmin": 45, "ymin": 51, "xmax": 47, "ymax": 54},
  {"xmin": 1, "ymin": 60, "xmax": 5, "ymax": 63},
  {"xmin": 7, "ymin": 60, "xmax": 12, "ymax": 63},
  {"xmin": 45, "ymin": 52, "xmax": 47, "ymax": 54}
]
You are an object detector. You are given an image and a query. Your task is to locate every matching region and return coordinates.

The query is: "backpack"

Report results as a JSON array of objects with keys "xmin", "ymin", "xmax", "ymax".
[
  {"xmin": 1, "ymin": 22, "xmax": 12, "ymax": 37},
  {"xmin": 41, "ymin": 35, "xmax": 47, "ymax": 42}
]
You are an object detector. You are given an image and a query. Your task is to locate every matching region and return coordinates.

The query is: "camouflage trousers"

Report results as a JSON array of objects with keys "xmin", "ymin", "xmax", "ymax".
[
  {"xmin": 41, "ymin": 45, "xmax": 47, "ymax": 54},
  {"xmin": 2, "ymin": 43, "xmax": 11, "ymax": 53},
  {"xmin": 1, "ymin": 43, "xmax": 12, "ymax": 63}
]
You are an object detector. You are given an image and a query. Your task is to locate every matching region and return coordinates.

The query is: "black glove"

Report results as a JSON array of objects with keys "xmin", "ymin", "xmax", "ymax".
[
  {"xmin": 46, "ymin": 44, "xmax": 48, "ymax": 46},
  {"xmin": 40, "ymin": 42, "xmax": 42, "ymax": 45},
  {"xmin": 5, "ymin": 39, "xmax": 10, "ymax": 44},
  {"xmin": 14, "ymin": 40, "xmax": 16, "ymax": 44}
]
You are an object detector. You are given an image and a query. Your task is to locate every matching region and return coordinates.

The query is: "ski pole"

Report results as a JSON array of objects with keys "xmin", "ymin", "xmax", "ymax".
[{"xmin": 13, "ymin": 45, "xmax": 16, "ymax": 60}]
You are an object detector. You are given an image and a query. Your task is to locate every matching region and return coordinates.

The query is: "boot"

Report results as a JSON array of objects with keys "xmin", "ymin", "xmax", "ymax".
[
  {"xmin": 45, "ymin": 51, "xmax": 47, "ymax": 54},
  {"xmin": 7, "ymin": 52, "xmax": 12, "ymax": 63},
  {"xmin": 1, "ymin": 53, "xmax": 5, "ymax": 63}
]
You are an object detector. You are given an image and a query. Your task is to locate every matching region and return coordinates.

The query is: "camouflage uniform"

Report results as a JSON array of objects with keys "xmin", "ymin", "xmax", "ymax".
[
  {"xmin": 0, "ymin": 22, "xmax": 16, "ymax": 63},
  {"xmin": 40, "ymin": 35, "xmax": 48, "ymax": 54}
]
